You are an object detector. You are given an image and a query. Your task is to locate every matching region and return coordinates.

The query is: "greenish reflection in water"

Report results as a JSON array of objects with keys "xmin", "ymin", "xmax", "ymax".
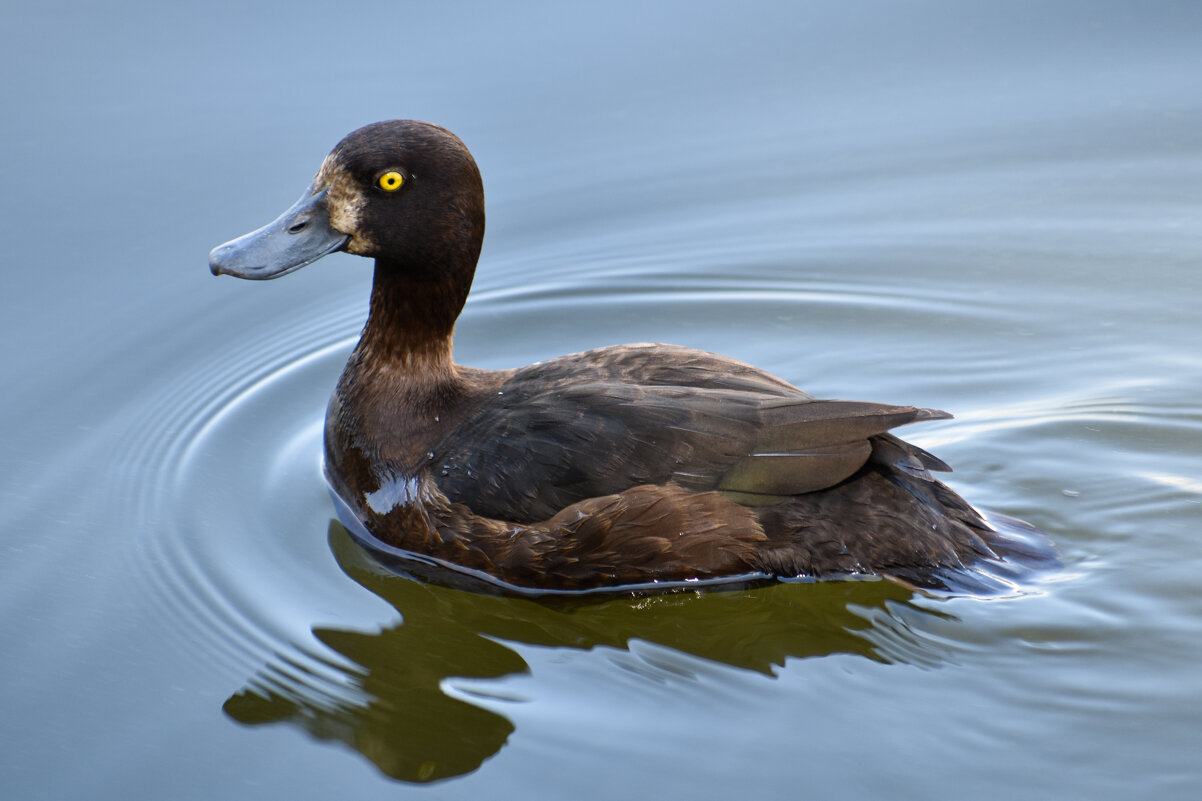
[{"xmin": 225, "ymin": 522, "xmax": 947, "ymax": 783}]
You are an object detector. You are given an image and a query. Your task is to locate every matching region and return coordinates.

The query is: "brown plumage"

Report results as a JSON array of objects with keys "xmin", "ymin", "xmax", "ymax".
[{"xmin": 210, "ymin": 120, "xmax": 1053, "ymax": 593}]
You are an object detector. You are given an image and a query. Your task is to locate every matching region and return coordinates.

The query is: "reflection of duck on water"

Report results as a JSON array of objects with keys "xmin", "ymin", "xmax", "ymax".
[
  {"xmin": 224, "ymin": 522, "xmax": 957, "ymax": 784},
  {"xmin": 210, "ymin": 119, "xmax": 1053, "ymax": 592}
]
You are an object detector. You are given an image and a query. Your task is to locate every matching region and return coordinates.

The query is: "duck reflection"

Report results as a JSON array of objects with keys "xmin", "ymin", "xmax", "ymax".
[{"xmin": 224, "ymin": 521, "xmax": 956, "ymax": 783}]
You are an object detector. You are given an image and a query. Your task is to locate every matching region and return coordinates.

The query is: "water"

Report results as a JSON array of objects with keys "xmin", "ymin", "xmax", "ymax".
[{"xmin": 3, "ymin": 1, "xmax": 1201, "ymax": 798}]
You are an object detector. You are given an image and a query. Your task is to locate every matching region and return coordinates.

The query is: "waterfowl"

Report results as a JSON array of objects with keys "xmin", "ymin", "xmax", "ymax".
[{"xmin": 210, "ymin": 120, "xmax": 1050, "ymax": 592}]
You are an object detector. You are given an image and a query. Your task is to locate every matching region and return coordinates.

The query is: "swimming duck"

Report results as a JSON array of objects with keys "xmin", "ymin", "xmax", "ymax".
[{"xmin": 210, "ymin": 120, "xmax": 1049, "ymax": 592}]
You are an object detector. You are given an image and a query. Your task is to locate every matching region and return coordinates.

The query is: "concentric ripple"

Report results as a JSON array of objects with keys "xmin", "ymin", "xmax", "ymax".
[
  {"xmin": 109, "ymin": 272, "xmax": 1074, "ymax": 715},
  {"xmin": 116, "ymin": 294, "xmax": 382, "ymax": 696}
]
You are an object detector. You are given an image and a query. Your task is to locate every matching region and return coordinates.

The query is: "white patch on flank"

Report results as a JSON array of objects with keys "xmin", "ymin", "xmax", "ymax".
[{"xmin": 366, "ymin": 475, "xmax": 421, "ymax": 514}]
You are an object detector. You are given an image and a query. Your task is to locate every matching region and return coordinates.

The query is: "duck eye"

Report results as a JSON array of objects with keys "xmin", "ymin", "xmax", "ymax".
[{"xmin": 377, "ymin": 171, "xmax": 405, "ymax": 192}]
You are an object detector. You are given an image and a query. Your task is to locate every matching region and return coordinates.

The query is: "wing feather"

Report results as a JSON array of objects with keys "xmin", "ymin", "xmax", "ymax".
[{"xmin": 432, "ymin": 345, "xmax": 948, "ymax": 521}]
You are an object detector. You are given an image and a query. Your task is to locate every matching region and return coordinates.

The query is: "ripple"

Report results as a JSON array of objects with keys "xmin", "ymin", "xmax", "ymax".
[
  {"xmin": 68, "ymin": 264, "xmax": 1125, "ymax": 786},
  {"xmin": 471, "ymin": 267, "xmax": 1014, "ymax": 320},
  {"xmin": 110, "ymin": 274, "xmax": 1073, "ymax": 708},
  {"xmin": 114, "ymin": 297, "xmax": 376, "ymax": 692}
]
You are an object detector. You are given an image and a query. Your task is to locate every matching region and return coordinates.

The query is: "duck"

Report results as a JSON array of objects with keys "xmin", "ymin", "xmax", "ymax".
[{"xmin": 210, "ymin": 119, "xmax": 1051, "ymax": 593}]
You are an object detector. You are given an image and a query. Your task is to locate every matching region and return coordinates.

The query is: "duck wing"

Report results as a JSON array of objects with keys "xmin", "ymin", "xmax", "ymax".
[{"xmin": 432, "ymin": 345, "xmax": 948, "ymax": 522}]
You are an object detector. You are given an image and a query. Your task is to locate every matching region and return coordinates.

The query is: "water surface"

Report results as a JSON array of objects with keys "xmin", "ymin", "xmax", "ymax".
[{"xmin": 3, "ymin": 1, "xmax": 1200, "ymax": 799}]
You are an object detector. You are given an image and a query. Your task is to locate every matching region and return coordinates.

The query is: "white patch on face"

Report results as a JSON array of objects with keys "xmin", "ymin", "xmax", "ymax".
[{"xmin": 314, "ymin": 154, "xmax": 373, "ymax": 254}]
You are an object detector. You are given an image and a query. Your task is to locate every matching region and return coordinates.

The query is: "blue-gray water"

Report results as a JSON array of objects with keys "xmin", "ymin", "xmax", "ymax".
[{"xmin": 3, "ymin": 1, "xmax": 1200, "ymax": 798}]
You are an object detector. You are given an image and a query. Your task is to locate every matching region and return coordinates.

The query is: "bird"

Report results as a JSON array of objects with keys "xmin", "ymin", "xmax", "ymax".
[{"xmin": 210, "ymin": 119, "xmax": 1051, "ymax": 593}]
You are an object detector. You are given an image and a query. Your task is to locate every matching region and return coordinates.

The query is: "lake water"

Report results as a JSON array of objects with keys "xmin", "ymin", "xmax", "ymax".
[{"xmin": 3, "ymin": 1, "xmax": 1200, "ymax": 798}]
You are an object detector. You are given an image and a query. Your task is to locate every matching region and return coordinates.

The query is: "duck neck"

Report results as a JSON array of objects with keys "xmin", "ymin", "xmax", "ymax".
[{"xmin": 354, "ymin": 257, "xmax": 468, "ymax": 394}]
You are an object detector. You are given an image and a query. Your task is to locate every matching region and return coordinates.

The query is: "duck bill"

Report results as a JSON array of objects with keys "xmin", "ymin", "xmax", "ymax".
[{"xmin": 209, "ymin": 185, "xmax": 349, "ymax": 280}]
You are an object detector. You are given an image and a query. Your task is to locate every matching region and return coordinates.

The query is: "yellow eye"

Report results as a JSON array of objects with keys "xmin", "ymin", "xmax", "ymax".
[{"xmin": 377, "ymin": 171, "xmax": 405, "ymax": 192}]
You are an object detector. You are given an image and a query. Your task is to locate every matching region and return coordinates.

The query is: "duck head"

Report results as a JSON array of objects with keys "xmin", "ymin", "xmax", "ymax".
[{"xmin": 209, "ymin": 120, "xmax": 486, "ymax": 315}]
